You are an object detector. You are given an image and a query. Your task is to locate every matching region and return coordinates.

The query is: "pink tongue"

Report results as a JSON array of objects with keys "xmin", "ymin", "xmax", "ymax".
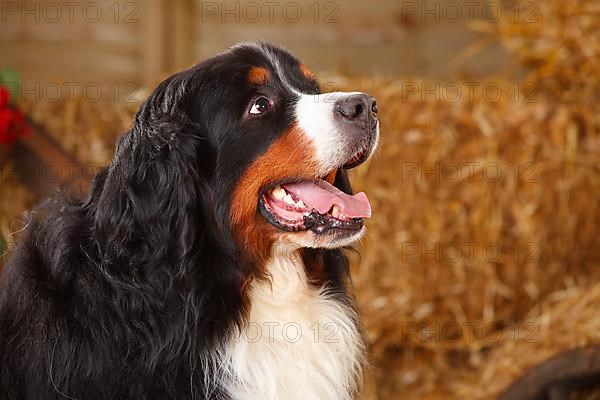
[{"xmin": 282, "ymin": 180, "xmax": 371, "ymax": 219}]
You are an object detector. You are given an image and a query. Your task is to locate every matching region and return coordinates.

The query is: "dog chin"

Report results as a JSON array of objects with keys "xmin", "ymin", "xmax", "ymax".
[{"xmin": 278, "ymin": 226, "xmax": 366, "ymax": 250}]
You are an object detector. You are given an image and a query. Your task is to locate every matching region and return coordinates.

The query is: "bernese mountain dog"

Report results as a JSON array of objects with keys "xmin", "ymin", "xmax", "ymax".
[{"xmin": 0, "ymin": 42, "xmax": 379, "ymax": 400}]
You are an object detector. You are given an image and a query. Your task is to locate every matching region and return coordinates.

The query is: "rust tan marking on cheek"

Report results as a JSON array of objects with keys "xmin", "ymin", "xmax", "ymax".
[
  {"xmin": 299, "ymin": 63, "xmax": 316, "ymax": 80},
  {"xmin": 230, "ymin": 125, "xmax": 319, "ymax": 268},
  {"xmin": 247, "ymin": 66, "xmax": 270, "ymax": 85}
]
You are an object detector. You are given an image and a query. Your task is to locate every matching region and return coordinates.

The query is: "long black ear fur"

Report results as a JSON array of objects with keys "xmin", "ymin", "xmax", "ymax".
[{"xmin": 91, "ymin": 69, "xmax": 247, "ymax": 331}]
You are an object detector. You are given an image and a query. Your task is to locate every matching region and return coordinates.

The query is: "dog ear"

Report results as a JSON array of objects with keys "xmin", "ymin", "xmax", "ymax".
[{"xmin": 92, "ymin": 72, "xmax": 213, "ymax": 274}]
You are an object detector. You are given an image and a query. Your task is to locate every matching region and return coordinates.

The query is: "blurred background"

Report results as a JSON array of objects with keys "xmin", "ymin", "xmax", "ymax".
[{"xmin": 1, "ymin": 0, "xmax": 599, "ymax": 399}]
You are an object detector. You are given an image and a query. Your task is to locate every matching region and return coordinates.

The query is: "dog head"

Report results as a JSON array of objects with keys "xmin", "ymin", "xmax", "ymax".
[{"xmin": 95, "ymin": 42, "xmax": 379, "ymax": 270}]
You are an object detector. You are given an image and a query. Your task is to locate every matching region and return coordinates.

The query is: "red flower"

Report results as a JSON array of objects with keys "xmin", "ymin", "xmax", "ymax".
[{"xmin": 0, "ymin": 85, "xmax": 29, "ymax": 146}]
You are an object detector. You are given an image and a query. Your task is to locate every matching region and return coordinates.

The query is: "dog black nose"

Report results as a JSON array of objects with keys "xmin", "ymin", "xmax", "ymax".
[{"xmin": 335, "ymin": 94, "xmax": 377, "ymax": 123}]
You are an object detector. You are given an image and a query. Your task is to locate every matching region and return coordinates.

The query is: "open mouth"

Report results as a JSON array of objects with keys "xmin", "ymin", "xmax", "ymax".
[{"xmin": 259, "ymin": 148, "xmax": 373, "ymax": 235}]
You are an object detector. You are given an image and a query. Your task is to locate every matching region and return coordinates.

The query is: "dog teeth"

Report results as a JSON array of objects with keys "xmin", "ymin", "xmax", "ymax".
[
  {"xmin": 272, "ymin": 186, "xmax": 286, "ymax": 200},
  {"xmin": 271, "ymin": 186, "xmax": 306, "ymax": 209},
  {"xmin": 331, "ymin": 205, "xmax": 341, "ymax": 218},
  {"xmin": 284, "ymin": 194, "xmax": 295, "ymax": 205}
]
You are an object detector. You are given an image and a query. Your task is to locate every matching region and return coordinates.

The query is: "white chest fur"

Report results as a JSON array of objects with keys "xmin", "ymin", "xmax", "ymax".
[{"xmin": 220, "ymin": 247, "xmax": 364, "ymax": 400}]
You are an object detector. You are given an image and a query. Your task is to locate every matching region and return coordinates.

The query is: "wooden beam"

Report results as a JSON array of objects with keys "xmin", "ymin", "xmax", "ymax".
[
  {"xmin": 0, "ymin": 146, "xmax": 10, "ymax": 164},
  {"xmin": 499, "ymin": 346, "xmax": 600, "ymax": 400},
  {"xmin": 11, "ymin": 122, "xmax": 91, "ymax": 198}
]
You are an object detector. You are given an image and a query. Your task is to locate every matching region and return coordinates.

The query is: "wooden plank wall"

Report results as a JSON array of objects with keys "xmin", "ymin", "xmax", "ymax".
[
  {"xmin": 0, "ymin": 0, "xmax": 193, "ymax": 93},
  {"xmin": 0, "ymin": 0, "xmax": 517, "ymax": 92},
  {"xmin": 0, "ymin": 0, "xmax": 145, "ymax": 87},
  {"xmin": 192, "ymin": 0, "xmax": 516, "ymax": 78}
]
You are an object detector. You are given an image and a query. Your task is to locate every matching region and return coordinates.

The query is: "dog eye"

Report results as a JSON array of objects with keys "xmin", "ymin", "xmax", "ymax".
[{"xmin": 249, "ymin": 97, "xmax": 271, "ymax": 115}]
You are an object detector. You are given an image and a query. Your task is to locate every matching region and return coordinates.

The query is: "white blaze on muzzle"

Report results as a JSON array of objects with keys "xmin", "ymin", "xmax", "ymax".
[{"xmin": 294, "ymin": 92, "xmax": 366, "ymax": 176}]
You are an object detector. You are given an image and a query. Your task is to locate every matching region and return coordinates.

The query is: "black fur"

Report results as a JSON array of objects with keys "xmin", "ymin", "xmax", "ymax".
[{"xmin": 0, "ymin": 43, "xmax": 353, "ymax": 399}]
